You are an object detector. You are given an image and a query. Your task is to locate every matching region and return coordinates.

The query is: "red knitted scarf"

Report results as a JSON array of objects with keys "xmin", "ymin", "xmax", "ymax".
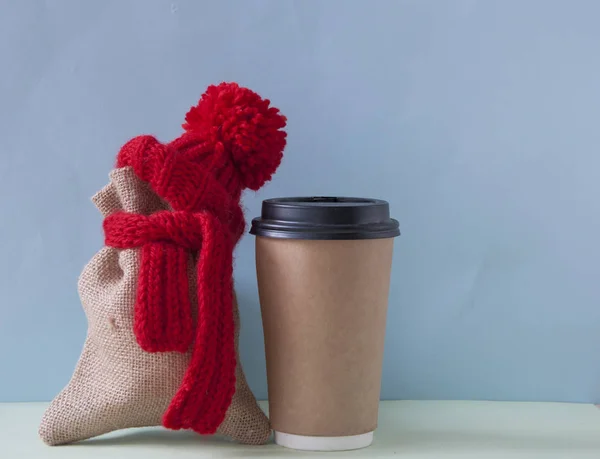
[{"xmin": 102, "ymin": 137, "xmax": 246, "ymax": 434}]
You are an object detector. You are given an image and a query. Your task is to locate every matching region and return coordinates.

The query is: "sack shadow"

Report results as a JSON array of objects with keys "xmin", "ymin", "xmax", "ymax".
[
  {"xmin": 73, "ymin": 429, "xmax": 290, "ymax": 457},
  {"xmin": 77, "ymin": 429, "xmax": 228, "ymax": 446}
]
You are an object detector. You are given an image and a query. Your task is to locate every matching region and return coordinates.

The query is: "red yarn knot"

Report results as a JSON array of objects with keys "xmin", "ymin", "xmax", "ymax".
[{"xmin": 104, "ymin": 209, "xmax": 237, "ymax": 435}]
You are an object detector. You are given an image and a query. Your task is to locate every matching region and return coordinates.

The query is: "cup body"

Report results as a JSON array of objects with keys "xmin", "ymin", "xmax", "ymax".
[{"xmin": 251, "ymin": 197, "xmax": 399, "ymax": 451}]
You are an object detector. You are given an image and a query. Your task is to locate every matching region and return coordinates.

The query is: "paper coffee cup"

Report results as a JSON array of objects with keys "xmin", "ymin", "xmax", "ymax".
[{"xmin": 251, "ymin": 197, "xmax": 400, "ymax": 451}]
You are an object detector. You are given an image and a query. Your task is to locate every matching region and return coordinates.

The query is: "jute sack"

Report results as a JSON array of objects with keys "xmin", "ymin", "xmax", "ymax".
[{"xmin": 39, "ymin": 167, "xmax": 270, "ymax": 445}]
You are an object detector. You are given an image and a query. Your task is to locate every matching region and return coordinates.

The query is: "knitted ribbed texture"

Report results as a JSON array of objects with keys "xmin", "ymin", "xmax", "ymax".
[
  {"xmin": 103, "ymin": 209, "xmax": 236, "ymax": 433},
  {"xmin": 39, "ymin": 82, "xmax": 286, "ymax": 445}
]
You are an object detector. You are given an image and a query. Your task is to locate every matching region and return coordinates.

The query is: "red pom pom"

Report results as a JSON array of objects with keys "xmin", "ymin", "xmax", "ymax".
[{"xmin": 183, "ymin": 82, "xmax": 287, "ymax": 191}]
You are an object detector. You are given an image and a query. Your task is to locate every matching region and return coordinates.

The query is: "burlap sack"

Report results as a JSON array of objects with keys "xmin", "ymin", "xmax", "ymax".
[{"xmin": 39, "ymin": 167, "xmax": 270, "ymax": 445}]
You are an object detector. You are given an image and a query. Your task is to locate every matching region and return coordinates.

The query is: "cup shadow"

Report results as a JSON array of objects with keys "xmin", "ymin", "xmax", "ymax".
[{"xmin": 375, "ymin": 426, "xmax": 600, "ymax": 454}]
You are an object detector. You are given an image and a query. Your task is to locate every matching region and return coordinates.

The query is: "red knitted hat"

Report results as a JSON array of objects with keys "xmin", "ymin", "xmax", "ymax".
[
  {"xmin": 116, "ymin": 82, "xmax": 287, "ymax": 236},
  {"xmin": 102, "ymin": 82, "xmax": 287, "ymax": 435}
]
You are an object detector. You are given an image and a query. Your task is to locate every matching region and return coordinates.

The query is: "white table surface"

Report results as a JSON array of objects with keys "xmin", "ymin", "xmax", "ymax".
[{"xmin": 1, "ymin": 401, "xmax": 599, "ymax": 458}]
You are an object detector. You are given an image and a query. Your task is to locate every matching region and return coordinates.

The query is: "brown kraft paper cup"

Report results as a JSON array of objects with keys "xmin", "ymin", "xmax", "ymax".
[{"xmin": 250, "ymin": 197, "xmax": 400, "ymax": 451}]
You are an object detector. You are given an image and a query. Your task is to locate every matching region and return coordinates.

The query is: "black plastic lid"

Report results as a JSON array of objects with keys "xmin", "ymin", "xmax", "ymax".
[{"xmin": 250, "ymin": 197, "xmax": 400, "ymax": 240}]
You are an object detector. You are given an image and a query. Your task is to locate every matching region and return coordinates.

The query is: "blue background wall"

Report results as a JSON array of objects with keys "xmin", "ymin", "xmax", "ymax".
[{"xmin": 1, "ymin": 0, "xmax": 599, "ymax": 403}]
